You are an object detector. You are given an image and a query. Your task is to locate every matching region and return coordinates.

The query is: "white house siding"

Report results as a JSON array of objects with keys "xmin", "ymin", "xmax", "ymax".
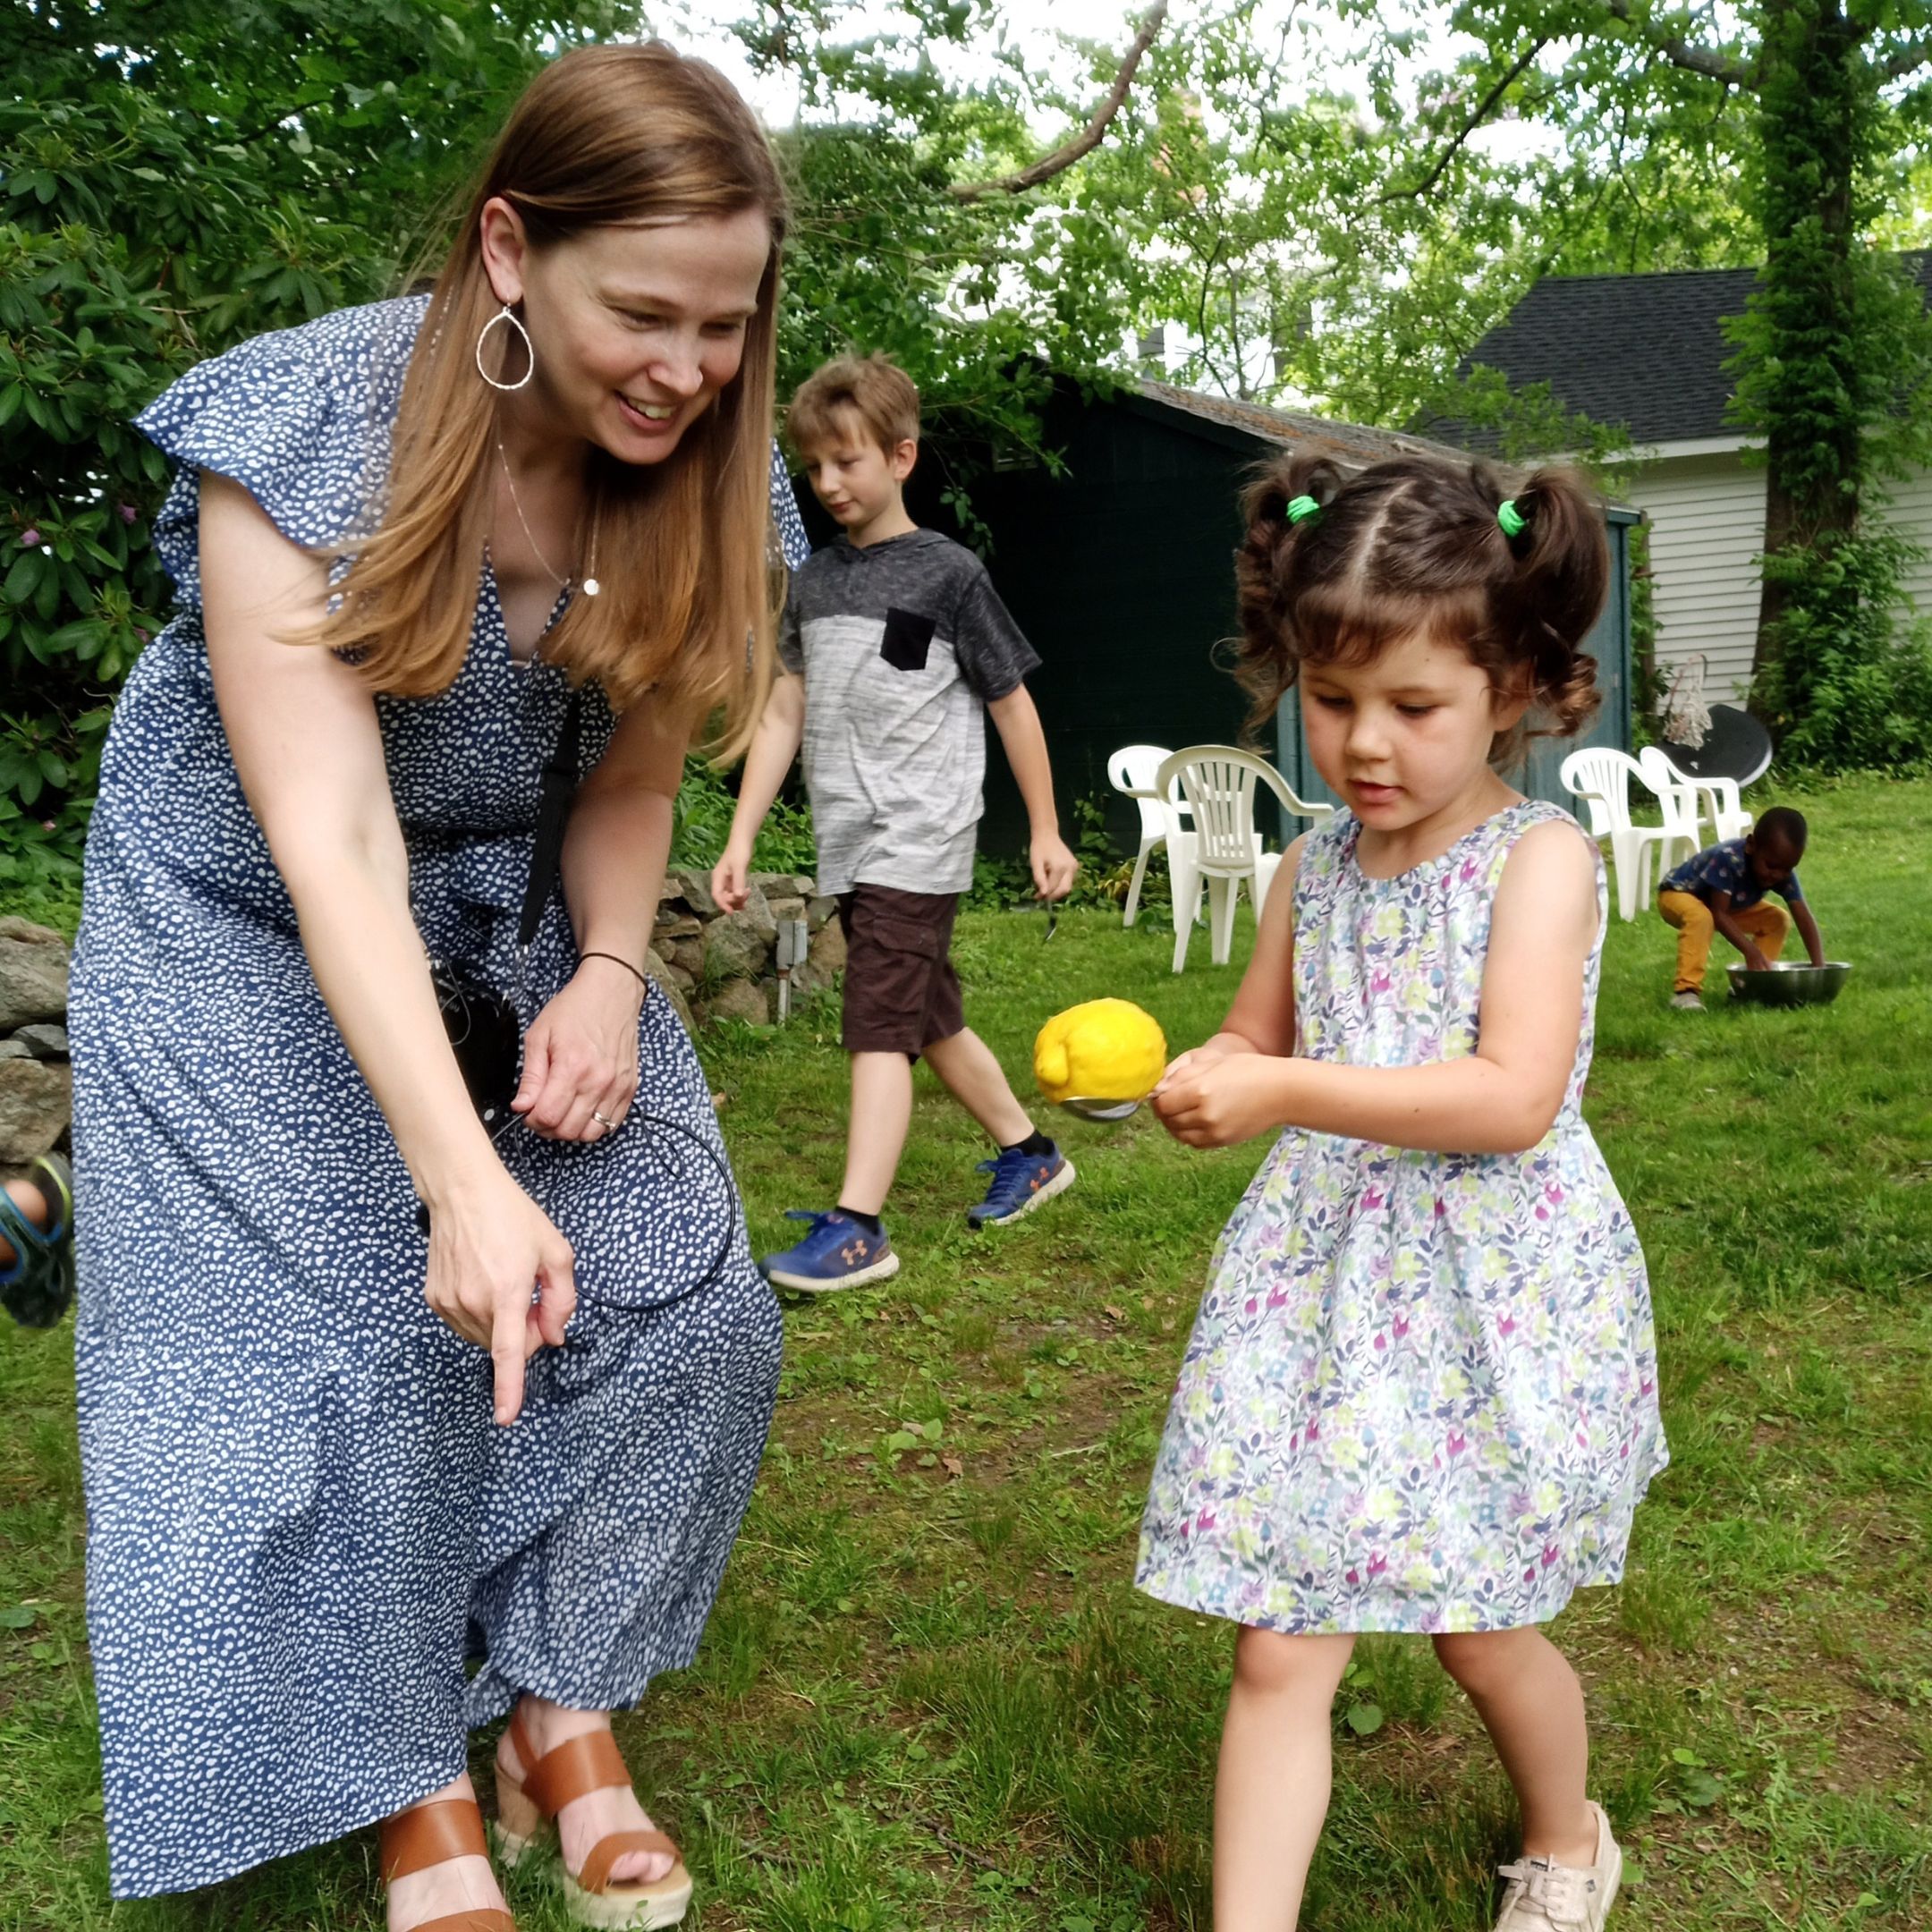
[
  {"xmin": 1623, "ymin": 453, "xmax": 1768, "ymax": 705},
  {"xmin": 1626, "ymin": 453, "xmax": 1932, "ymax": 707},
  {"xmin": 1888, "ymin": 466, "xmax": 1932, "ymax": 622}
]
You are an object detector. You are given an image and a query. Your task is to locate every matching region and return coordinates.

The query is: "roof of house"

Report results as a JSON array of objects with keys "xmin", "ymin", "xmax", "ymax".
[
  {"xmin": 1455, "ymin": 253, "xmax": 1932, "ymax": 446},
  {"xmin": 1132, "ymin": 379, "xmax": 1479, "ymax": 468}
]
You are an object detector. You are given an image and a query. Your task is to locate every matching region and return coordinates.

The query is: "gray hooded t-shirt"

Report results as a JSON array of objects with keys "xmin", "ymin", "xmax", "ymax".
[{"xmin": 778, "ymin": 527, "xmax": 1040, "ymax": 895}]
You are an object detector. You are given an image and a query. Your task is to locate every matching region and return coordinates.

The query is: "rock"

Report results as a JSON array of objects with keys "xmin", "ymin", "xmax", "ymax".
[
  {"xmin": 674, "ymin": 869, "xmax": 719, "ymax": 919},
  {"xmin": 653, "ymin": 911, "xmax": 702, "ymax": 941},
  {"xmin": 809, "ymin": 918, "xmax": 848, "ymax": 978},
  {"xmin": 788, "ymin": 874, "xmax": 817, "ymax": 898},
  {"xmin": 0, "ymin": 1039, "xmax": 30, "ymax": 1061},
  {"xmin": 767, "ymin": 894, "xmax": 806, "ymax": 921},
  {"xmin": 657, "ymin": 959, "xmax": 695, "ymax": 993},
  {"xmin": 704, "ymin": 910, "xmax": 775, "ymax": 983},
  {"xmin": 642, "ymin": 949, "xmax": 695, "ymax": 1035},
  {"xmin": 807, "ymin": 895, "xmax": 839, "ymax": 934},
  {"xmin": 739, "ymin": 882, "xmax": 778, "ymax": 942},
  {"xmin": 705, "ymin": 977, "xmax": 771, "ymax": 1026},
  {"xmin": 0, "ymin": 919, "xmax": 70, "ymax": 1032},
  {"xmin": 0, "ymin": 1058, "xmax": 72, "ymax": 1164},
  {"xmin": 665, "ymin": 937, "xmax": 704, "ymax": 978},
  {"xmin": 11, "ymin": 1023, "xmax": 69, "ymax": 1061}
]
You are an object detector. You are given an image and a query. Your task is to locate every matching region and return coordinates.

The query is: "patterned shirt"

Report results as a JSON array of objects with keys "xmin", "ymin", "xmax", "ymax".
[
  {"xmin": 777, "ymin": 528, "xmax": 1040, "ymax": 895},
  {"xmin": 1660, "ymin": 837, "xmax": 1804, "ymax": 909}
]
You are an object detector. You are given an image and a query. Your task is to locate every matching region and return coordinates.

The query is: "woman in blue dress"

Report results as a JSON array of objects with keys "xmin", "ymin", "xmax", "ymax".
[{"xmin": 69, "ymin": 43, "xmax": 805, "ymax": 1931}]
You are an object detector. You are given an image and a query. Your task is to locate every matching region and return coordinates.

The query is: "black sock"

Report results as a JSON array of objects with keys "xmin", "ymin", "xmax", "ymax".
[
  {"xmin": 835, "ymin": 1205, "xmax": 884, "ymax": 1235},
  {"xmin": 1004, "ymin": 1130, "xmax": 1054, "ymax": 1158}
]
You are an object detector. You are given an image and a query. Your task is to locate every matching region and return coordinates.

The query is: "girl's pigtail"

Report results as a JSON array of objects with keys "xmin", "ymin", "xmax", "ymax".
[
  {"xmin": 1234, "ymin": 454, "xmax": 1344, "ymax": 727},
  {"xmin": 1495, "ymin": 466, "xmax": 1610, "ymax": 739}
]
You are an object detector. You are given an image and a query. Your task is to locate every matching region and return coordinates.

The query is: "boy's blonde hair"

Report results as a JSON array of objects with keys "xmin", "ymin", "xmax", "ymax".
[{"xmin": 788, "ymin": 352, "xmax": 921, "ymax": 457}]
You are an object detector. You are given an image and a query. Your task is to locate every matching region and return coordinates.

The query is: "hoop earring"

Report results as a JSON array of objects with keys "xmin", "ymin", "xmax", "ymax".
[{"xmin": 475, "ymin": 304, "xmax": 534, "ymax": 392}]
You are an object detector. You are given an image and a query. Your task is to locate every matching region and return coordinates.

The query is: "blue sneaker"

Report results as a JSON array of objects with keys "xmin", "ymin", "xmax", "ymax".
[
  {"xmin": 759, "ymin": 1209, "xmax": 901, "ymax": 1292},
  {"xmin": 968, "ymin": 1143, "xmax": 1076, "ymax": 1229}
]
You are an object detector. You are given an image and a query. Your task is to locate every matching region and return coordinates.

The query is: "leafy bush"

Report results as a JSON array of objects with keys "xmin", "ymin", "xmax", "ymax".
[
  {"xmin": 1752, "ymin": 529, "xmax": 1932, "ymax": 774},
  {"xmin": 669, "ymin": 756, "xmax": 818, "ymax": 877},
  {"xmin": 0, "ymin": 1, "xmax": 620, "ymax": 882}
]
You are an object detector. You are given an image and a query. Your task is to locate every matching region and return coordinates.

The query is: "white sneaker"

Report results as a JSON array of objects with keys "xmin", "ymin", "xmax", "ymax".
[
  {"xmin": 1669, "ymin": 990, "xmax": 1704, "ymax": 1012},
  {"xmin": 1493, "ymin": 1801, "xmax": 1622, "ymax": 1930}
]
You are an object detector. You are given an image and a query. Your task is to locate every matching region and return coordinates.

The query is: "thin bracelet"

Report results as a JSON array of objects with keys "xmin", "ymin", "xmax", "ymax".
[{"xmin": 579, "ymin": 950, "xmax": 649, "ymax": 992}]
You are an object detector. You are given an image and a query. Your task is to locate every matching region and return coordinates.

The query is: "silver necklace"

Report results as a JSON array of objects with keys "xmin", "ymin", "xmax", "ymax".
[{"xmin": 496, "ymin": 440, "xmax": 600, "ymax": 597}]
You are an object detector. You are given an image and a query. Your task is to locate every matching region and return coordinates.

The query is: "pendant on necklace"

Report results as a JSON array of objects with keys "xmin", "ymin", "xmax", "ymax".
[{"xmin": 581, "ymin": 577, "xmax": 600, "ymax": 597}]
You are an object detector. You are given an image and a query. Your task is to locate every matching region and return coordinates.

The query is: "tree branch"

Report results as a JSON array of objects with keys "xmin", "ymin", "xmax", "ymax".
[
  {"xmin": 1595, "ymin": 0, "xmax": 1755, "ymax": 89},
  {"xmin": 1378, "ymin": 40, "xmax": 1548, "ymax": 202},
  {"xmin": 950, "ymin": 1, "xmax": 1169, "ymax": 202},
  {"xmin": 1879, "ymin": 37, "xmax": 1931, "ymax": 82}
]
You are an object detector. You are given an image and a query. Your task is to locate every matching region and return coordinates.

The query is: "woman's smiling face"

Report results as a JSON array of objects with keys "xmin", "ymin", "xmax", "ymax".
[{"xmin": 480, "ymin": 200, "xmax": 773, "ymax": 465}]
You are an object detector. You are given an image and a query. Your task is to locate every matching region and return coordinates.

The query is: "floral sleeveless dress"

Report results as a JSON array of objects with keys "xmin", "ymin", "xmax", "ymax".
[
  {"xmin": 1137, "ymin": 801, "xmax": 1668, "ymax": 1634},
  {"xmin": 70, "ymin": 298, "xmax": 809, "ymax": 1897}
]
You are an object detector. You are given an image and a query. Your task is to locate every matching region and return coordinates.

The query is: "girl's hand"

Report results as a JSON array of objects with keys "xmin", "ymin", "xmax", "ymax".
[
  {"xmin": 424, "ymin": 1170, "xmax": 577, "ymax": 1425},
  {"xmin": 1152, "ymin": 1033, "xmax": 1250, "ymax": 1098},
  {"xmin": 1152, "ymin": 1054, "xmax": 1292, "ymax": 1148},
  {"xmin": 711, "ymin": 839, "xmax": 751, "ymax": 915},
  {"xmin": 513, "ymin": 958, "xmax": 644, "ymax": 1141}
]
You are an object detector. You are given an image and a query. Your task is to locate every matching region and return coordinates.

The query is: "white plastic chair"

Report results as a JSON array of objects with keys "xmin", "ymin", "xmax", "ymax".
[
  {"xmin": 1156, "ymin": 746, "xmax": 1332, "ymax": 971},
  {"xmin": 1559, "ymin": 747, "xmax": 1697, "ymax": 922},
  {"xmin": 1106, "ymin": 743, "xmax": 1194, "ymax": 928},
  {"xmin": 1639, "ymin": 744, "xmax": 1753, "ymax": 845}
]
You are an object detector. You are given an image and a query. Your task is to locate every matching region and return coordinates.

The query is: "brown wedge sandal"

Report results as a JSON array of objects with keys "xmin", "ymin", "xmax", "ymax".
[
  {"xmin": 494, "ymin": 1711, "xmax": 693, "ymax": 1930},
  {"xmin": 379, "ymin": 1796, "xmax": 516, "ymax": 1932}
]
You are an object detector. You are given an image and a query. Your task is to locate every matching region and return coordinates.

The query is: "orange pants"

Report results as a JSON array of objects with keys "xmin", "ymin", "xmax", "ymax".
[{"xmin": 1658, "ymin": 890, "xmax": 1789, "ymax": 993}]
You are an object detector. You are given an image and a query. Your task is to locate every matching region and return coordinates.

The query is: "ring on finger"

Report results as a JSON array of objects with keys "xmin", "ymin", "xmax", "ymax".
[{"xmin": 592, "ymin": 1108, "xmax": 620, "ymax": 1130}]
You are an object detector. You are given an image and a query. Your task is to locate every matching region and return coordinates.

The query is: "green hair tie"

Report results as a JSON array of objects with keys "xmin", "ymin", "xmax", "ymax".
[
  {"xmin": 1496, "ymin": 499, "xmax": 1528, "ymax": 539},
  {"xmin": 1285, "ymin": 495, "xmax": 1321, "ymax": 525}
]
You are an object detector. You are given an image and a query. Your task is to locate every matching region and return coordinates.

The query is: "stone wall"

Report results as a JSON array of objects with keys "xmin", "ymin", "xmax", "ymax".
[
  {"xmin": 0, "ymin": 879, "xmax": 843, "ymax": 1166},
  {"xmin": 0, "ymin": 919, "xmax": 72, "ymax": 1167},
  {"xmin": 648, "ymin": 869, "xmax": 845, "ymax": 1030}
]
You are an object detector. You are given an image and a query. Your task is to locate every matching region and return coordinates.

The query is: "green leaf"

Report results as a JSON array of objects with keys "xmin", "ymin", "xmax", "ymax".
[
  {"xmin": 0, "ymin": 1604, "xmax": 37, "ymax": 1630},
  {"xmin": 1344, "ymin": 1703, "xmax": 1384, "ymax": 1736},
  {"xmin": 4, "ymin": 548, "xmax": 43, "ymax": 605}
]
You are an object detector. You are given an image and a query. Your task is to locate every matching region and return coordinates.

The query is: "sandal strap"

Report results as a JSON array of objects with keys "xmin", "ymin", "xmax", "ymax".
[
  {"xmin": 510, "ymin": 1715, "xmax": 633, "ymax": 1817},
  {"xmin": 0, "ymin": 1187, "xmax": 46, "ymax": 1265},
  {"xmin": 577, "ymin": 1828, "xmax": 683, "ymax": 1898},
  {"xmin": 410, "ymin": 1916, "xmax": 515, "ymax": 1932},
  {"xmin": 28, "ymin": 1153, "xmax": 72, "ymax": 1245},
  {"xmin": 379, "ymin": 1797, "xmax": 491, "ymax": 1883}
]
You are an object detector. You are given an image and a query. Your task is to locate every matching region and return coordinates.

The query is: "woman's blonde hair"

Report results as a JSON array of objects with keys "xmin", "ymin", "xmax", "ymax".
[{"xmin": 321, "ymin": 42, "xmax": 788, "ymax": 745}]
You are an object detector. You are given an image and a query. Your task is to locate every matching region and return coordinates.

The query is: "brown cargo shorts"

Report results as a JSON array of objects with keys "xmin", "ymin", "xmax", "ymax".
[{"xmin": 838, "ymin": 884, "xmax": 966, "ymax": 1059}]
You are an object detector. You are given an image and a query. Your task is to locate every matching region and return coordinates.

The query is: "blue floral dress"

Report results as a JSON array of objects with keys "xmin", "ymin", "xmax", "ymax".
[
  {"xmin": 69, "ymin": 298, "xmax": 809, "ymax": 1898},
  {"xmin": 1137, "ymin": 802, "xmax": 1667, "ymax": 1634}
]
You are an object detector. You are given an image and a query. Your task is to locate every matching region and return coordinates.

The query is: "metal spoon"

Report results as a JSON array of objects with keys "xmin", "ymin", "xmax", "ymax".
[{"xmin": 1058, "ymin": 1095, "xmax": 1144, "ymax": 1122}]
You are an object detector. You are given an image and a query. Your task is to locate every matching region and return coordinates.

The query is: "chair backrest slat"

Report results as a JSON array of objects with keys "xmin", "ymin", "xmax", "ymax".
[{"xmin": 1155, "ymin": 744, "xmax": 1330, "ymax": 873}]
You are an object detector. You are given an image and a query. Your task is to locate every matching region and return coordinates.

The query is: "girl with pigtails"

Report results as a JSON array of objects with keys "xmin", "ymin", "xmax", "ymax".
[{"xmin": 1138, "ymin": 453, "xmax": 1667, "ymax": 1932}]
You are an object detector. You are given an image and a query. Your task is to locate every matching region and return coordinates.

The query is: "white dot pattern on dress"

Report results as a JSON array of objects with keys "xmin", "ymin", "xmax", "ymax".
[{"xmin": 69, "ymin": 297, "xmax": 802, "ymax": 1900}]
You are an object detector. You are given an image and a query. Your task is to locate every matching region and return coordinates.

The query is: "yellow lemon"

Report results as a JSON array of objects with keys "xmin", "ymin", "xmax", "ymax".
[{"xmin": 1034, "ymin": 998, "xmax": 1168, "ymax": 1106}]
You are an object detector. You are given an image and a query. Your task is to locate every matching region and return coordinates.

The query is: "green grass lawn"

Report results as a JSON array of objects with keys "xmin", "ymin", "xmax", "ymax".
[{"xmin": 4, "ymin": 776, "xmax": 1929, "ymax": 1930}]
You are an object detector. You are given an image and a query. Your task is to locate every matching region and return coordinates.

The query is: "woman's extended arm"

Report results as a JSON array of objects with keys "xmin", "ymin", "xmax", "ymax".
[
  {"xmin": 199, "ymin": 473, "xmax": 573, "ymax": 1424},
  {"xmin": 513, "ymin": 695, "xmax": 697, "ymax": 1140},
  {"xmin": 1154, "ymin": 820, "xmax": 1597, "ymax": 1156}
]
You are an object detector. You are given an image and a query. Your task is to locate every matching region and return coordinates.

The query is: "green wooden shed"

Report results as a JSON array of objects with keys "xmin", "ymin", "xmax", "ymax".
[{"xmin": 794, "ymin": 377, "xmax": 1636, "ymax": 857}]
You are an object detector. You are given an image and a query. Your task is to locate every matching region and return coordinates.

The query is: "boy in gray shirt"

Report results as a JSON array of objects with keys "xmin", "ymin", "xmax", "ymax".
[{"xmin": 714, "ymin": 353, "xmax": 1078, "ymax": 1291}]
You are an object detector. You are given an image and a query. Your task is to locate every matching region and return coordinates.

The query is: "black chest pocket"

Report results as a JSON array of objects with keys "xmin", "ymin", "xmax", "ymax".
[{"xmin": 880, "ymin": 606, "xmax": 937, "ymax": 673}]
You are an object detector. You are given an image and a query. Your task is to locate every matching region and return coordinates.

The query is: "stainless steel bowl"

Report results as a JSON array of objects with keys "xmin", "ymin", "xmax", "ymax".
[{"xmin": 1724, "ymin": 961, "xmax": 1853, "ymax": 1007}]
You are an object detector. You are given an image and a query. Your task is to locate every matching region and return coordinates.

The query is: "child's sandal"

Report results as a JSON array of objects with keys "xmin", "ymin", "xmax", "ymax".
[
  {"xmin": 1, "ymin": 1151, "xmax": 74, "ymax": 1330},
  {"xmin": 495, "ymin": 1711, "xmax": 692, "ymax": 1930},
  {"xmin": 378, "ymin": 1796, "xmax": 516, "ymax": 1932}
]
